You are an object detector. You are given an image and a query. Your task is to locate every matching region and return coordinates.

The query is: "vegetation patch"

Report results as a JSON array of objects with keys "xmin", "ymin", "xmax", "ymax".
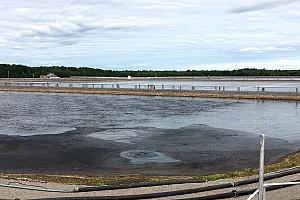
[{"xmin": 1, "ymin": 151, "xmax": 299, "ymax": 186}]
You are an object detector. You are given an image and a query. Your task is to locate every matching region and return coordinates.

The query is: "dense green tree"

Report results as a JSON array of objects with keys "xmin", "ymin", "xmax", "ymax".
[{"xmin": 0, "ymin": 64, "xmax": 300, "ymax": 78}]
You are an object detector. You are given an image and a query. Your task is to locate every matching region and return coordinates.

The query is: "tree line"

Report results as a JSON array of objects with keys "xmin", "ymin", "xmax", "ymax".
[{"xmin": 0, "ymin": 64, "xmax": 300, "ymax": 78}]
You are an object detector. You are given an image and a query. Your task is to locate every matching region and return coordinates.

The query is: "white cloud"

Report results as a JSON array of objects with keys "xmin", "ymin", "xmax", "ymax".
[
  {"xmin": 240, "ymin": 46, "xmax": 295, "ymax": 53},
  {"xmin": 0, "ymin": 0, "xmax": 299, "ymax": 69},
  {"xmin": 230, "ymin": 0, "xmax": 300, "ymax": 13}
]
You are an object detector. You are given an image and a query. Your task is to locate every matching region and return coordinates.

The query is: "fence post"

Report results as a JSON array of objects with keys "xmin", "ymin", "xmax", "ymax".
[{"xmin": 259, "ymin": 134, "xmax": 265, "ymax": 200}]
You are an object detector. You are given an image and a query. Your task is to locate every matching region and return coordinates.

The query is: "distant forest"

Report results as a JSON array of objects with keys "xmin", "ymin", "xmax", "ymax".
[{"xmin": 0, "ymin": 64, "xmax": 300, "ymax": 78}]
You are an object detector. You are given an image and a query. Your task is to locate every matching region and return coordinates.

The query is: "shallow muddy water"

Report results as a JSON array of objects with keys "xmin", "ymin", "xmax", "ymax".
[{"xmin": 0, "ymin": 92, "xmax": 299, "ymax": 175}]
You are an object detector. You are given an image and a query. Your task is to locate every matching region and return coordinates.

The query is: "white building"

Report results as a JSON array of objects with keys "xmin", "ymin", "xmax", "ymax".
[{"xmin": 40, "ymin": 73, "xmax": 60, "ymax": 79}]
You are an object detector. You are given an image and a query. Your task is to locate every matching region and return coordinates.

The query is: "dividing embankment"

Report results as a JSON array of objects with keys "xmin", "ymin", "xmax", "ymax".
[{"xmin": 1, "ymin": 86, "xmax": 300, "ymax": 101}]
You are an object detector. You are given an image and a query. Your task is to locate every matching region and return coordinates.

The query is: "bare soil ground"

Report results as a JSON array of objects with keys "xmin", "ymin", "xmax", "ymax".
[{"xmin": 1, "ymin": 86, "xmax": 300, "ymax": 101}]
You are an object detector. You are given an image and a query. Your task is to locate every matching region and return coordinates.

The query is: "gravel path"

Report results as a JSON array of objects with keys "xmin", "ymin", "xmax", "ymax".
[{"xmin": 0, "ymin": 173, "xmax": 299, "ymax": 200}]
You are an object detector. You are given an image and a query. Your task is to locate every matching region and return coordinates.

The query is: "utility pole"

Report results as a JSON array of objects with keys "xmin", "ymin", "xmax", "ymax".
[{"xmin": 7, "ymin": 71, "xmax": 9, "ymax": 78}]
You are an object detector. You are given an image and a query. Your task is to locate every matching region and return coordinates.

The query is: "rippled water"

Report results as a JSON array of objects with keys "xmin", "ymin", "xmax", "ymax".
[{"xmin": 0, "ymin": 92, "xmax": 300, "ymax": 141}]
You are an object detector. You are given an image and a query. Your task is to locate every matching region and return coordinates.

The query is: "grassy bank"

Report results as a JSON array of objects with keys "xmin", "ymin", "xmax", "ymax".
[
  {"xmin": 1, "ymin": 151, "xmax": 299, "ymax": 186},
  {"xmin": 1, "ymin": 86, "xmax": 300, "ymax": 101}
]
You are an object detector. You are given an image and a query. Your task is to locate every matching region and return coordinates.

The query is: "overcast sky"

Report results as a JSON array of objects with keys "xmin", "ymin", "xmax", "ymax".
[{"xmin": 1, "ymin": 0, "xmax": 300, "ymax": 70}]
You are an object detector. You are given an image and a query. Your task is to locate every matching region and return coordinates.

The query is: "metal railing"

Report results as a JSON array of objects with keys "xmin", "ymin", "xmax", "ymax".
[
  {"xmin": 247, "ymin": 134, "xmax": 300, "ymax": 200},
  {"xmin": 247, "ymin": 182, "xmax": 300, "ymax": 200}
]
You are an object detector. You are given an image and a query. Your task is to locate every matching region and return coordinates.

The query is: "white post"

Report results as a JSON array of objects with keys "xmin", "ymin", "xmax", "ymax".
[{"xmin": 259, "ymin": 134, "xmax": 265, "ymax": 200}]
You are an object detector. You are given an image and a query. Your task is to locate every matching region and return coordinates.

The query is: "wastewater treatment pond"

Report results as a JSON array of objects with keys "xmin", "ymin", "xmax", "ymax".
[{"xmin": 0, "ymin": 92, "xmax": 299, "ymax": 175}]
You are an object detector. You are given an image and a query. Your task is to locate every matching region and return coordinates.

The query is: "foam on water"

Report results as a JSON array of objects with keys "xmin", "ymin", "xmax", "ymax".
[
  {"xmin": 87, "ymin": 129, "xmax": 154, "ymax": 144},
  {"xmin": 0, "ymin": 127, "xmax": 76, "ymax": 136},
  {"xmin": 120, "ymin": 150, "xmax": 180, "ymax": 164}
]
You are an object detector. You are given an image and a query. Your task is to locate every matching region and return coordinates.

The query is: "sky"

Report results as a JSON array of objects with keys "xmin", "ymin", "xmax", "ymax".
[{"xmin": 0, "ymin": 0, "xmax": 300, "ymax": 70}]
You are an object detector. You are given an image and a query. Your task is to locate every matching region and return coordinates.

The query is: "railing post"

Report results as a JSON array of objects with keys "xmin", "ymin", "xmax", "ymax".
[{"xmin": 259, "ymin": 134, "xmax": 265, "ymax": 200}]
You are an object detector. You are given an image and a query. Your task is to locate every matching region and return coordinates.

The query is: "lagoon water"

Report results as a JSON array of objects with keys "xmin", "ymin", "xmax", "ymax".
[
  {"xmin": 0, "ymin": 92, "xmax": 300, "ymax": 141},
  {"xmin": 12, "ymin": 80, "xmax": 300, "ymax": 92}
]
